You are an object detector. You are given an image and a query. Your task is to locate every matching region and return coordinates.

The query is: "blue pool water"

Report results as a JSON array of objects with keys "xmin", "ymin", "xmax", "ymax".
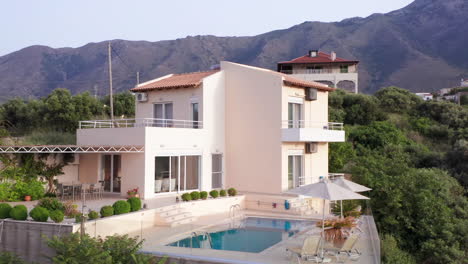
[{"xmin": 167, "ymin": 217, "xmax": 314, "ymax": 253}]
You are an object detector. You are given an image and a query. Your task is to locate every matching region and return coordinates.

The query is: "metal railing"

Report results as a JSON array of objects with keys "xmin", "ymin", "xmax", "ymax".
[
  {"xmin": 79, "ymin": 118, "xmax": 203, "ymax": 129},
  {"xmin": 282, "ymin": 120, "xmax": 344, "ymax": 130},
  {"xmin": 280, "ymin": 69, "xmax": 355, "ymax": 75}
]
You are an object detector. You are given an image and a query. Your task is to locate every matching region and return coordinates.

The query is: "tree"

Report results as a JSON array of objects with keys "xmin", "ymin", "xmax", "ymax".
[
  {"xmin": 381, "ymin": 234, "xmax": 416, "ymax": 264},
  {"xmin": 342, "ymin": 94, "xmax": 386, "ymax": 125},
  {"xmin": 328, "ymin": 141, "xmax": 355, "ymax": 172},
  {"xmin": 42, "ymin": 89, "xmax": 78, "ymax": 132},
  {"xmin": 348, "ymin": 121, "xmax": 409, "ymax": 150},
  {"xmin": 375, "ymin": 86, "xmax": 422, "ymax": 113},
  {"xmin": 102, "ymin": 92, "xmax": 135, "ymax": 117}
]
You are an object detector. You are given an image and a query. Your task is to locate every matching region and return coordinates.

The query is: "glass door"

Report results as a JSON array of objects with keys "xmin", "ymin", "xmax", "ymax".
[
  {"xmin": 153, "ymin": 102, "xmax": 173, "ymax": 127},
  {"xmin": 288, "ymin": 155, "xmax": 303, "ymax": 189},
  {"xmin": 288, "ymin": 103, "xmax": 302, "ymax": 128},
  {"xmin": 102, "ymin": 154, "xmax": 121, "ymax": 193},
  {"xmin": 155, "ymin": 155, "xmax": 200, "ymax": 193}
]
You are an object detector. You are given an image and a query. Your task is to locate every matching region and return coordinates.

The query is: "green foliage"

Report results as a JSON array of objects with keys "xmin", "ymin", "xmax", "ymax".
[
  {"xmin": 47, "ymin": 233, "xmax": 148, "ymax": 264},
  {"xmin": 200, "ymin": 191, "xmax": 208, "ymax": 200},
  {"xmin": 23, "ymin": 130, "xmax": 76, "ymax": 145},
  {"xmin": 381, "ymin": 234, "xmax": 416, "ymax": 264},
  {"xmin": 331, "ymin": 200, "xmax": 361, "ymax": 217},
  {"xmin": 0, "ymin": 251, "xmax": 27, "ymax": 264},
  {"xmin": 348, "ymin": 121, "xmax": 409, "ymax": 150},
  {"xmin": 75, "ymin": 214, "xmax": 85, "ymax": 223},
  {"xmin": 181, "ymin": 193, "xmax": 192, "ymax": 201},
  {"xmin": 341, "ymin": 93, "xmax": 386, "ymax": 125},
  {"xmin": 375, "ymin": 86, "xmax": 422, "ymax": 113},
  {"xmin": 30, "ymin": 206, "xmax": 49, "ymax": 222},
  {"xmin": 102, "ymin": 92, "xmax": 135, "ymax": 117},
  {"xmin": 100, "ymin": 206, "xmax": 114, "ymax": 218},
  {"xmin": 112, "ymin": 200, "xmax": 131, "ymax": 215},
  {"xmin": 50, "ymin": 210, "xmax": 64, "ymax": 223},
  {"xmin": 329, "ymin": 141, "xmax": 355, "ymax": 172},
  {"xmin": 190, "ymin": 191, "xmax": 200, "ymax": 200},
  {"xmin": 13, "ymin": 180, "xmax": 45, "ymax": 201},
  {"xmin": 37, "ymin": 197, "xmax": 64, "ymax": 212},
  {"xmin": 10, "ymin": 205, "xmax": 28, "ymax": 220},
  {"xmin": 0, "ymin": 182, "xmax": 14, "ymax": 202},
  {"xmin": 127, "ymin": 197, "xmax": 142, "ymax": 212},
  {"xmin": 227, "ymin": 188, "xmax": 237, "ymax": 196},
  {"xmin": 0, "ymin": 203, "xmax": 12, "ymax": 219},
  {"xmin": 219, "ymin": 189, "xmax": 227, "ymax": 197},
  {"xmin": 63, "ymin": 201, "xmax": 80, "ymax": 218},
  {"xmin": 88, "ymin": 210, "xmax": 99, "ymax": 220},
  {"xmin": 209, "ymin": 190, "xmax": 219, "ymax": 198}
]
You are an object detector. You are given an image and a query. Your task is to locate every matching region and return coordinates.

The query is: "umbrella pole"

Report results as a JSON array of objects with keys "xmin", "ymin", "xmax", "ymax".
[
  {"xmin": 340, "ymin": 200, "xmax": 343, "ymax": 218},
  {"xmin": 321, "ymin": 198, "xmax": 325, "ymax": 259}
]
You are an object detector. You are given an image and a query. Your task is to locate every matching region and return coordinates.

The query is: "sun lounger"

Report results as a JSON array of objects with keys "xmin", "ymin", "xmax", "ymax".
[
  {"xmin": 286, "ymin": 236, "xmax": 322, "ymax": 263},
  {"xmin": 325, "ymin": 234, "xmax": 361, "ymax": 263}
]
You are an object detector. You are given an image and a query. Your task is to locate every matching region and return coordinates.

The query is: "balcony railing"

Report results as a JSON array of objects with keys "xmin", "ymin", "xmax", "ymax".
[
  {"xmin": 282, "ymin": 121, "xmax": 344, "ymax": 130},
  {"xmin": 280, "ymin": 69, "xmax": 355, "ymax": 75},
  {"xmin": 79, "ymin": 118, "xmax": 203, "ymax": 129}
]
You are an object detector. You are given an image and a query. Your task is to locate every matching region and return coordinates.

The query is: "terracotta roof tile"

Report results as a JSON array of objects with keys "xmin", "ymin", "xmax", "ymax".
[
  {"xmin": 279, "ymin": 73, "xmax": 335, "ymax": 91},
  {"xmin": 131, "ymin": 70, "xmax": 219, "ymax": 92},
  {"xmin": 278, "ymin": 51, "xmax": 359, "ymax": 64}
]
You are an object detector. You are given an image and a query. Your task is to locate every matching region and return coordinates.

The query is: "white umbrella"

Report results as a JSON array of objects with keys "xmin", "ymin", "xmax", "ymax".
[
  {"xmin": 286, "ymin": 178, "xmax": 369, "ymax": 261},
  {"xmin": 332, "ymin": 176, "xmax": 371, "ymax": 218}
]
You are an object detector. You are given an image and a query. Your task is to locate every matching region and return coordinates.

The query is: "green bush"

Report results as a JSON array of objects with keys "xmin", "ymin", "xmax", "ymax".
[
  {"xmin": 181, "ymin": 193, "xmax": 192, "ymax": 201},
  {"xmin": 44, "ymin": 192, "xmax": 57, "ymax": 198},
  {"xmin": 0, "ymin": 203, "xmax": 12, "ymax": 219},
  {"xmin": 37, "ymin": 197, "xmax": 64, "ymax": 212},
  {"xmin": 13, "ymin": 180, "xmax": 45, "ymax": 201},
  {"xmin": 100, "ymin": 206, "xmax": 114, "ymax": 217},
  {"xmin": 200, "ymin": 191, "xmax": 208, "ymax": 200},
  {"xmin": 30, "ymin": 206, "xmax": 49, "ymax": 222},
  {"xmin": 127, "ymin": 197, "xmax": 142, "ymax": 212},
  {"xmin": 219, "ymin": 189, "xmax": 227, "ymax": 197},
  {"xmin": 0, "ymin": 251, "xmax": 27, "ymax": 264},
  {"xmin": 112, "ymin": 200, "xmax": 131, "ymax": 215},
  {"xmin": 50, "ymin": 210, "xmax": 64, "ymax": 223},
  {"xmin": 227, "ymin": 188, "xmax": 237, "ymax": 196},
  {"xmin": 0, "ymin": 182, "xmax": 14, "ymax": 202},
  {"xmin": 10, "ymin": 205, "xmax": 28, "ymax": 220},
  {"xmin": 209, "ymin": 190, "xmax": 219, "ymax": 198},
  {"xmin": 190, "ymin": 191, "xmax": 200, "ymax": 200},
  {"xmin": 88, "ymin": 210, "xmax": 99, "ymax": 220},
  {"xmin": 75, "ymin": 214, "xmax": 86, "ymax": 223}
]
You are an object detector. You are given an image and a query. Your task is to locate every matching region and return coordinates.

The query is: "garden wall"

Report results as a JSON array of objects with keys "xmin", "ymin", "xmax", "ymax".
[{"xmin": 0, "ymin": 220, "xmax": 73, "ymax": 264}]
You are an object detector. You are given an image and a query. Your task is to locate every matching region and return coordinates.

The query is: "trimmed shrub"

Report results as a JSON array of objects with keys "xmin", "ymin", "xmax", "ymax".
[
  {"xmin": 100, "ymin": 205, "xmax": 114, "ymax": 217},
  {"xmin": 30, "ymin": 206, "xmax": 49, "ymax": 222},
  {"xmin": 10, "ymin": 205, "xmax": 28, "ymax": 220},
  {"xmin": 190, "ymin": 191, "xmax": 200, "ymax": 200},
  {"xmin": 112, "ymin": 200, "xmax": 131, "ymax": 215},
  {"xmin": 0, "ymin": 203, "xmax": 12, "ymax": 219},
  {"xmin": 181, "ymin": 193, "xmax": 192, "ymax": 201},
  {"xmin": 227, "ymin": 188, "xmax": 237, "ymax": 196},
  {"xmin": 37, "ymin": 197, "xmax": 64, "ymax": 212},
  {"xmin": 75, "ymin": 215, "xmax": 86, "ymax": 223},
  {"xmin": 220, "ymin": 189, "xmax": 227, "ymax": 197},
  {"xmin": 88, "ymin": 210, "xmax": 99, "ymax": 220},
  {"xmin": 200, "ymin": 191, "xmax": 208, "ymax": 200},
  {"xmin": 50, "ymin": 210, "xmax": 64, "ymax": 223},
  {"xmin": 127, "ymin": 197, "xmax": 142, "ymax": 212},
  {"xmin": 209, "ymin": 190, "xmax": 219, "ymax": 199}
]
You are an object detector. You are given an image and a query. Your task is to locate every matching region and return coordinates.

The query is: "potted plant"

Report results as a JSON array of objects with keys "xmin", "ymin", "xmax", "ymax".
[
  {"xmin": 317, "ymin": 217, "xmax": 357, "ymax": 244},
  {"xmin": 24, "ymin": 194, "xmax": 32, "ymax": 201},
  {"xmin": 127, "ymin": 187, "xmax": 139, "ymax": 198}
]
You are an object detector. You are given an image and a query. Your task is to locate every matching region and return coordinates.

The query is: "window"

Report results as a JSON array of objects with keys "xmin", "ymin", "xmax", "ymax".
[
  {"xmin": 288, "ymin": 102, "xmax": 303, "ymax": 128},
  {"xmin": 192, "ymin": 102, "xmax": 199, "ymax": 129},
  {"xmin": 153, "ymin": 102, "xmax": 173, "ymax": 127},
  {"xmin": 288, "ymin": 155, "xmax": 303, "ymax": 189},
  {"xmin": 212, "ymin": 154, "xmax": 223, "ymax": 189},
  {"xmin": 340, "ymin": 65, "xmax": 349, "ymax": 73},
  {"xmin": 155, "ymin": 155, "xmax": 200, "ymax": 193}
]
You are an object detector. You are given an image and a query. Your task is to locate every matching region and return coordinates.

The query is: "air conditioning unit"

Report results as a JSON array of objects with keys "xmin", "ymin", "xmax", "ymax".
[
  {"xmin": 136, "ymin": 92, "xmax": 148, "ymax": 102},
  {"xmin": 305, "ymin": 142, "xmax": 318, "ymax": 154},
  {"xmin": 70, "ymin": 153, "xmax": 80, "ymax": 165},
  {"xmin": 305, "ymin": 88, "xmax": 317, "ymax": 101}
]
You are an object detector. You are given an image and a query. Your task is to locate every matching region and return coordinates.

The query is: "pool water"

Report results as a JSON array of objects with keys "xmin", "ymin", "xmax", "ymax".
[{"xmin": 167, "ymin": 217, "xmax": 314, "ymax": 253}]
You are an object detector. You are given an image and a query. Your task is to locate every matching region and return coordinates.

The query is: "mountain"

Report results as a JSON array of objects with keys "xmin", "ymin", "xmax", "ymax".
[{"xmin": 0, "ymin": 0, "xmax": 467, "ymax": 100}]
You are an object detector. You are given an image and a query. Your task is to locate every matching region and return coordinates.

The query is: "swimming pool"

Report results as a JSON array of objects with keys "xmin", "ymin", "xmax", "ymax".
[{"xmin": 167, "ymin": 217, "xmax": 314, "ymax": 253}]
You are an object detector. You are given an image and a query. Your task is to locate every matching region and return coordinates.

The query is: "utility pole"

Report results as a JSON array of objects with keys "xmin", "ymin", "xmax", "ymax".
[
  {"xmin": 108, "ymin": 42, "xmax": 115, "ymax": 122},
  {"xmin": 136, "ymin": 71, "xmax": 140, "ymax": 85}
]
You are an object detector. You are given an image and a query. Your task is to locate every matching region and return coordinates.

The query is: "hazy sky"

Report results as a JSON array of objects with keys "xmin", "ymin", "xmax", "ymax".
[{"xmin": 1, "ymin": 0, "xmax": 413, "ymax": 56}]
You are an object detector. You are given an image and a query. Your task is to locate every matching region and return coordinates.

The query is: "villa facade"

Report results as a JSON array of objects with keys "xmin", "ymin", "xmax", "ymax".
[{"xmin": 277, "ymin": 50, "xmax": 359, "ymax": 93}]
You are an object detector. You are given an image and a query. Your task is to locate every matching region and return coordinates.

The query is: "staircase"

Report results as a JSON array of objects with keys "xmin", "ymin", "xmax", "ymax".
[{"xmin": 154, "ymin": 204, "xmax": 197, "ymax": 227}]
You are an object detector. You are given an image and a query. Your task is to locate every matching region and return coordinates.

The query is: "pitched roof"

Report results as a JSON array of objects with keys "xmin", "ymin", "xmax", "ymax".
[
  {"xmin": 131, "ymin": 70, "xmax": 219, "ymax": 92},
  {"xmin": 278, "ymin": 51, "xmax": 359, "ymax": 64},
  {"xmin": 279, "ymin": 73, "xmax": 334, "ymax": 91}
]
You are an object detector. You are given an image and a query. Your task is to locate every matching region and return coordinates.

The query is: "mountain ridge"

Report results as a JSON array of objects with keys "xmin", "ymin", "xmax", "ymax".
[{"xmin": 0, "ymin": 0, "xmax": 467, "ymax": 100}]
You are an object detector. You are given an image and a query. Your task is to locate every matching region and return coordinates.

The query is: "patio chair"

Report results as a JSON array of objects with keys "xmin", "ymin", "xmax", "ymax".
[
  {"xmin": 92, "ymin": 182, "xmax": 104, "ymax": 199},
  {"xmin": 286, "ymin": 236, "xmax": 322, "ymax": 263},
  {"xmin": 57, "ymin": 183, "xmax": 72, "ymax": 200},
  {"xmin": 325, "ymin": 234, "xmax": 361, "ymax": 263}
]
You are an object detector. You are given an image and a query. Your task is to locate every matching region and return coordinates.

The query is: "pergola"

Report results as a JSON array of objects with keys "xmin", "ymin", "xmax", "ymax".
[{"xmin": 0, "ymin": 145, "xmax": 144, "ymax": 153}]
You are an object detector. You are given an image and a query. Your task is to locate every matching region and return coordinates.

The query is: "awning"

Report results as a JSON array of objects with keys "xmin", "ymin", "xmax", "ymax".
[{"xmin": 0, "ymin": 145, "xmax": 144, "ymax": 153}]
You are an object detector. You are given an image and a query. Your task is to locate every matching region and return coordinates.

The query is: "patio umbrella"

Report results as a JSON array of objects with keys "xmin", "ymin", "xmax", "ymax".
[
  {"xmin": 332, "ymin": 176, "xmax": 371, "ymax": 218},
  {"xmin": 286, "ymin": 177, "xmax": 369, "ymax": 261}
]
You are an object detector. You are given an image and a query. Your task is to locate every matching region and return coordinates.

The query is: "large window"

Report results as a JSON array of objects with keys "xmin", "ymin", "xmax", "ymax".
[
  {"xmin": 340, "ymin": 65, "xmax": 349, "ymax": 73},
  {"xmin": 153, "ymin": 102, "xmax": 173, "ymax": 127},
  {"xmin": 288, "ymin": 102, "xmax": 303, "ymax": 128},
  {"xmin": 212, "ymin": 154, "xmax": 223, "ymax": 189},
  {"xmin": 155, "ymin": 155, "xmax": 200, "ymax": 193},
  {"xmin": 288, "ymin": 155, "xmax": 303, "ymax": 189}
]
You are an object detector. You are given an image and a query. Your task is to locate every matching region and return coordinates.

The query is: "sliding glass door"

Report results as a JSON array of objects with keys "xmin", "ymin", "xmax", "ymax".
[
  {"xmin": 288, "ymin": 102, "xmax": 302, "ymax": 128},
  {"xmin": 288, "ymin": 155, "xmax": 303, "ymax": 189},
  {"xmin": 102, "ymin": 154, "xmax": 121, "ymax": 193},
  {"xmin": 155, "ymin": 155, "xmax": 200, "ymax": 193}
]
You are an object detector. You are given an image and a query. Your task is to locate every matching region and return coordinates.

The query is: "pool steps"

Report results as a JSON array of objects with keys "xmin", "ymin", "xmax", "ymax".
[{"xmin": 154, "ymin": 204, "xmax": 197, "ymax": 227}]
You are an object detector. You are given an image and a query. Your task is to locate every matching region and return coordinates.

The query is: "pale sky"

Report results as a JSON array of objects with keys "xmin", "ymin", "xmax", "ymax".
[{"xmin": 0, "ymin": 0, "xmax": 413, "ymax": 56}]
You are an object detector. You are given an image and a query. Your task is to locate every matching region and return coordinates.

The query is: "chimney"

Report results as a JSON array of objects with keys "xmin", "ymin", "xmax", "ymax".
[
  {"xmin": 309, "ymin": 50, "xmax": 318, "ymax": 57},
  {"xmin": 331, "ymin": 51, "xmax": 337, "ymax": 61}
]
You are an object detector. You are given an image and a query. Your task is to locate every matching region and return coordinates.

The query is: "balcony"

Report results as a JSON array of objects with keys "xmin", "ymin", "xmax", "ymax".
[
  {"xmin": 280, "ymin": 69, "xmax": 356, "ymax": 75},
  {"xmin": 282, "ymin": 121, "xmax": 345, "ymax": 142},
  {"xmin": 79, "ymin": 118, "xmax": 203, "ymax": 129}
]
